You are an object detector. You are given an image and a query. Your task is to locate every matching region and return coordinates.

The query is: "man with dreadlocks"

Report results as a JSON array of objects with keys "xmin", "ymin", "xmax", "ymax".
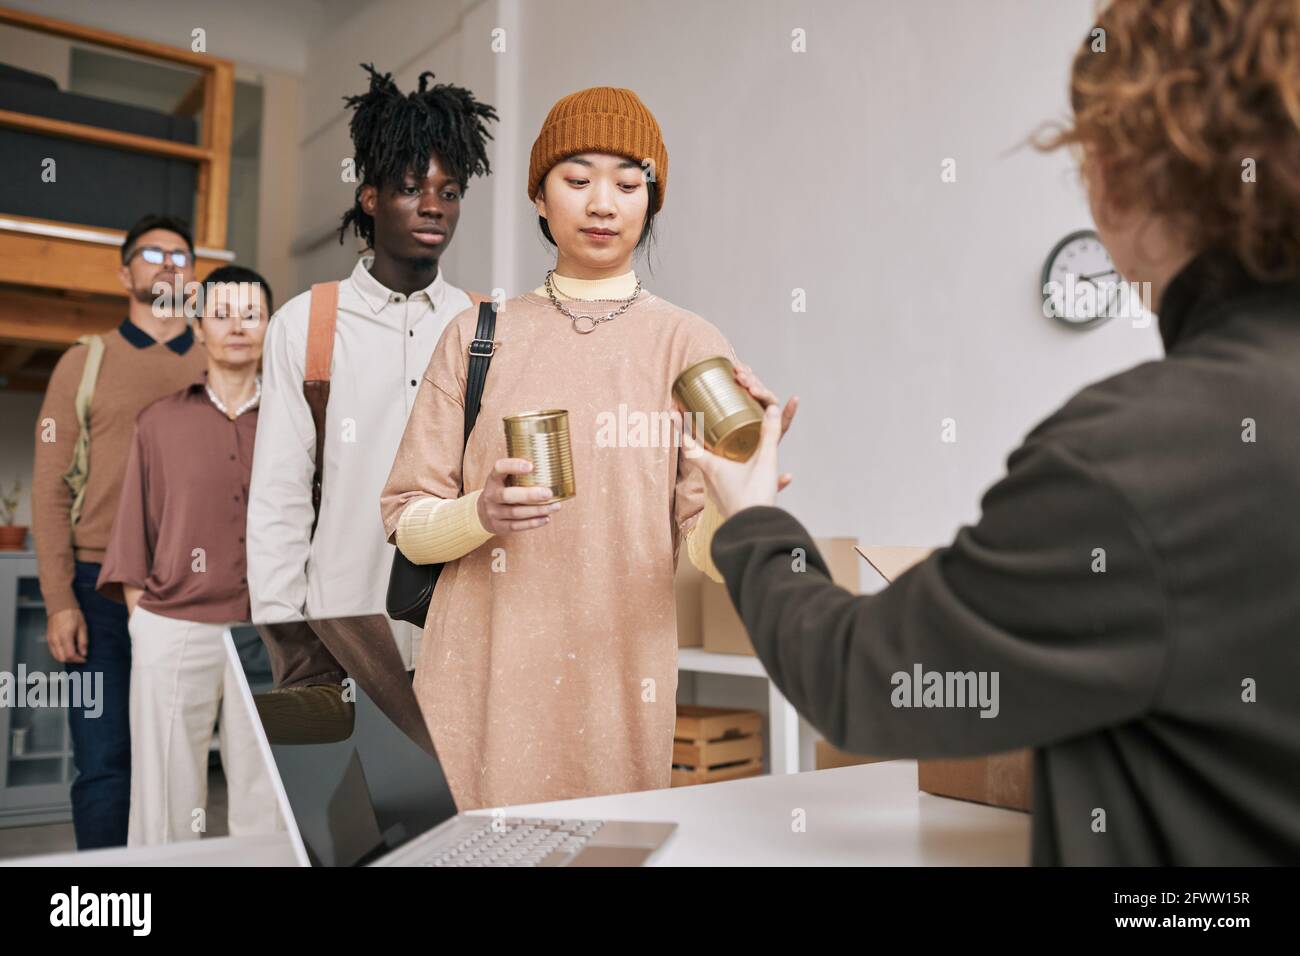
[{"xmin": 245, "ymin": 64, "xmax": 497, "ymax": 750}]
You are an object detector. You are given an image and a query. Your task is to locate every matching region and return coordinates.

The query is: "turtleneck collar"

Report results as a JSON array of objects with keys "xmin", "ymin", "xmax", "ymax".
[
  {"xmin": 532, "ymin": 269, "xmax": 638, "ymax": 300},
  {"xmin": 1156, "ymin": 249, "xmax": 1287, "ymax": 353}
]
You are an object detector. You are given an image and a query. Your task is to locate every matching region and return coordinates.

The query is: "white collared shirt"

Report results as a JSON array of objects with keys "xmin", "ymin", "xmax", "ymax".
[{"xmin": 246, "ymin": 256, "xmax": 473, "ymax": 665}]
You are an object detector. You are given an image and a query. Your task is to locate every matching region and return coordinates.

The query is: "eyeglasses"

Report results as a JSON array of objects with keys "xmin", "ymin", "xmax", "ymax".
[{"xmin": 128, "ymin": 246, "xmax": 191, "ymax": 268}]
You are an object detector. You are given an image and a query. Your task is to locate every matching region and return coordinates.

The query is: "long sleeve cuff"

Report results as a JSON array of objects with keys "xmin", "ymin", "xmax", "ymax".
[
  {"xmin": 34, "ymin": 538, "xmax": 78, "ymax": 617},
  {"xmin": 42, "ymin": 584, "xmax": 79, "ymax": 618},
  {"xmin": 395, "ymin": 490, "xmax": 495, "ymax": 565},
  {"xmin": 685, "ymin": 496, "xmax": 727, "ymax": 583}
]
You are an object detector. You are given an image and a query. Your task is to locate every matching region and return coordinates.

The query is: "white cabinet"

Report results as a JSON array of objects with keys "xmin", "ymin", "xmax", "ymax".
[{"xmin": 0, "ymin": 552, "xmax": 74, "ymax": 827}]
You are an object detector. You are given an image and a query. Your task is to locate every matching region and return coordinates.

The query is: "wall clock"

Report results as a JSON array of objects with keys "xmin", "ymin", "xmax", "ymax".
[{"xmin": 1042, "ymin": 229, "xmax": 1120, "ymax": 329}]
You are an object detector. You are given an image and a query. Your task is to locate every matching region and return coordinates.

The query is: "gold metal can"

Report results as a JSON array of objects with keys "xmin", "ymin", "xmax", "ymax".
[
  {"xmin": 672, "ymin": 356, "xmax": 763, "ymax": 462},
  {"xmin": 503, "ymin": 409, "xmax": 576, "ymax": 501}
]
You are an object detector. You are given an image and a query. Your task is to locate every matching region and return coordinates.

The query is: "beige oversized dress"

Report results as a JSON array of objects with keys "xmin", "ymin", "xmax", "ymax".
[{"xmin": 380, "ymin": 290, "xmax": 736, "ymax": 810}]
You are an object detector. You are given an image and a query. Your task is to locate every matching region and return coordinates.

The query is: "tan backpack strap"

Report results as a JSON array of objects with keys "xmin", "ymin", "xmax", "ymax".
[
  {"xmin": 305, "ymin": 281, "xmax": 339, "ymax": 382},
  {"xmin": 65, "ymin": 334, "xmax": 105, "ymax": 527},
  {"xmin": 303, "ymin": 282, "xmax": 338, "ymax": 541},
  {"xmin": 73, "ymin": 333, "xmax": 105, "ymax": 426}
]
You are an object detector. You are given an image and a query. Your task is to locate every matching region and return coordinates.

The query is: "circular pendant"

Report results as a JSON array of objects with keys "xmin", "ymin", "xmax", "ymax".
[{"xmin": 573, "ymin": 315, "xmax": 597, "ymax": 334}]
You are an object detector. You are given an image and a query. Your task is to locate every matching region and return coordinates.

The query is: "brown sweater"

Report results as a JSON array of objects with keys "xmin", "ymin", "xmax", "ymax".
[{"xmin": 32, "ymin": 321, "xmax": 206, "ymax": 616}]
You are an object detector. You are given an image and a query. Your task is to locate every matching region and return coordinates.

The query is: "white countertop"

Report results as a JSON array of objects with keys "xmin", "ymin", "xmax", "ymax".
[
  {"xmin": 464, "ymin": 759, "xmax": 1031, "ymax": 866},
  {"xmin": 9, "ymin": 832, "xmax": 299, "ymax": 867},
  {"xmin": 9, "ymin": 760, "xmax": 1031, "ymax": 867}
]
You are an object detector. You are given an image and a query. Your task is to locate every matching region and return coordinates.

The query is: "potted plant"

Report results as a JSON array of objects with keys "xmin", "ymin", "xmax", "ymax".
[{"xmin": 0, "ymin": 479, "xmax": 27, "ymax": 550}]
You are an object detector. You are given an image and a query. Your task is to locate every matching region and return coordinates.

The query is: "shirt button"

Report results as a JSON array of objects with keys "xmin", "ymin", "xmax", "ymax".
[
  {"xmin": 410, "ymin": 379, "xmax": 417, "ymax": 386},
  {"xmin": 233, "ymin": 495, "xmax": 240, "ymax": 502},
  {"xmin": 409, "ymin": 330, "xmax": 414, "ymax": 337},
  {"xmin": 229, "ymin": 453, "xmax": 236, "ymax": 461},
  {"xmin": 238, "ymin": 537, "xmax": 245, "ymax": 544}
]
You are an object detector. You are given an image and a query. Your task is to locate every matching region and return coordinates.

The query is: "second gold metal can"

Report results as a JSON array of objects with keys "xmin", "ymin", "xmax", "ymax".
[
  {"xmin": 503, "ymin": 408, "xmax": 577, "ymax": 502},
  {"xmin": 672, "ymin": 356, "xmax": 764, "ymax": 462}
]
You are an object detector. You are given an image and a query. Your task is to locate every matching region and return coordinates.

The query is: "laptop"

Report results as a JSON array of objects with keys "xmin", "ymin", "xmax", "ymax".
[{"xmin": 223, "ymin": 623, "xmax": 677, "ymax": 867}]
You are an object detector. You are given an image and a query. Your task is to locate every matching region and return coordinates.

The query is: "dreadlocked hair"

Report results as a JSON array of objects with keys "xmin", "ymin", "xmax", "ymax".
[{"xmin": 338, "ymin": 63, "xmax": 498, "ymax": 247}]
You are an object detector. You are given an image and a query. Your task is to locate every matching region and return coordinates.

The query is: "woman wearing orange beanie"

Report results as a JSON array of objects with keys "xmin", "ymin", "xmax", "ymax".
[{"xmin": 380, "ymin": 87, "xmax": 796, "ymax": 810}]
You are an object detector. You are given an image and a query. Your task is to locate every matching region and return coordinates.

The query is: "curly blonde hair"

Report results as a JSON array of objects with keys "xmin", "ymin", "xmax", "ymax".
[{"xmin": 1037, "ymin": 0, "xmax": 1300, "ymax": 282}]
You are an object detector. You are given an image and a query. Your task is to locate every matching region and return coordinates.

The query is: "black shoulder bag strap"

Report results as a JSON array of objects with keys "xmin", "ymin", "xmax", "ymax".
[{"xmin": 386, "ymin": 301, "xmax": 498, "ymax": 627}]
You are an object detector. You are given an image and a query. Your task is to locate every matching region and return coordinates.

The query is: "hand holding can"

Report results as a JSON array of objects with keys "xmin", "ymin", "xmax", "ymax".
[
  {"xmin": 672, "ymin": 357, "xmax": 765, "ymax": 462},
  {"xmin": 503, "ymin": 409, "xmax": 577, "ymax": 502}
]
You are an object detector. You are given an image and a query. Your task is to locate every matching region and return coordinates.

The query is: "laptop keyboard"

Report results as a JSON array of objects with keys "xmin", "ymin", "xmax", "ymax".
[{"xmin": 418, "ymin": 818, "xmax": 606, "ymax": 867}]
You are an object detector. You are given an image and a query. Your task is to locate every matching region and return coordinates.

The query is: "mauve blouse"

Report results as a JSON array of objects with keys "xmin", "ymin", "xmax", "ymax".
[{"xmin": 98, "ymin": 376, "xmax": 258, "ymax": 624}]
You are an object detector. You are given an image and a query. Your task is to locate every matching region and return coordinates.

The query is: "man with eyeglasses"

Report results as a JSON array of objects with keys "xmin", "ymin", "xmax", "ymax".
[{"xmin": 31, "ymin": 213, "xmax": 207, "ymax": 849}]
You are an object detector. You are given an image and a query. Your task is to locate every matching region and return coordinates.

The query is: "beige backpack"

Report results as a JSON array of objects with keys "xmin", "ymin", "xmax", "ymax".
[{"xmin": 62, "ymin": 334, "xmax": 105, "ymax": 527}]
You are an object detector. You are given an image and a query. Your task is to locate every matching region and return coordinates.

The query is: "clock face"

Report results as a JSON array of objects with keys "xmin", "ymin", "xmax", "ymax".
[{"xmin": 1042, "ymin": 229, "xmax": 1120, "ymax": 327}]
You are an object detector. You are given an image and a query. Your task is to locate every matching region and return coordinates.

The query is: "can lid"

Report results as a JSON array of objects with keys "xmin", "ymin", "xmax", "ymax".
[
  {"xmin": 504, "ymin": 408, "xmax": 568, "ymax": 422},
  {"xmin": 715, "ymin": 420, "xmax": 761, "ymax": 462}
]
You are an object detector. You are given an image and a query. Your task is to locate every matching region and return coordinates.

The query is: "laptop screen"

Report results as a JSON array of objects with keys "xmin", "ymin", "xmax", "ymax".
[{"xmin": 226, "ymin": 621, "xmax": 458, "ymax": 866}]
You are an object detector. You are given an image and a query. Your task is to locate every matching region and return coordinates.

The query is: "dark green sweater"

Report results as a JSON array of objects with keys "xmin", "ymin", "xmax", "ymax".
[{"xmin": 710, "ymin": 252, "xmax": 1300, "ymax": 865}]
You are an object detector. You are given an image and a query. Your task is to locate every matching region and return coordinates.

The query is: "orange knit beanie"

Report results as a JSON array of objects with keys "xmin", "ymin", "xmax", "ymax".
[{"xmin": 527, "ymin": 87, "xmax": 667, "ymax": 213}]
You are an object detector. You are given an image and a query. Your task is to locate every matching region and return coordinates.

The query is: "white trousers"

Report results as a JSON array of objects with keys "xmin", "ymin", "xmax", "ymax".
[{"xmin": 127, "ymin": 605, "xmax": 282, "ymax": 845}]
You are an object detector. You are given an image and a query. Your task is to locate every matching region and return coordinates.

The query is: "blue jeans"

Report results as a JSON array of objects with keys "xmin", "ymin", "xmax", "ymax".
[{"xmin": 67, "ymin": 561, "xmax": 131, "ymax": 849}]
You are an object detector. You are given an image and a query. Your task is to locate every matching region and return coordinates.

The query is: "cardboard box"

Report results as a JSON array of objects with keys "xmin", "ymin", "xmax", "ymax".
[
  {"xmin": 854, "ymin": 545, "xmax": 935, "ymax": 584},
  {"xmin": 814, "ymin": 739, "xmax": 885, "ymax": 771},
  {"xmin": 917, "ymin": 751, "xmax": 1033, "ymax": 812},
  {"xmin": 674, "ymin": 550, "xmax": 705, "ymax": 648},
  {"xmin": 701, "ymin": 537, "xmax": 860, "ymax": 656},
  {"xmin": 856, "ymin": 545, "xmax": 1033, "ymax": 814}
]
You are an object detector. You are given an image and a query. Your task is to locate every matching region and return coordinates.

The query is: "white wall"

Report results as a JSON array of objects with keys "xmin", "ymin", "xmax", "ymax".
[
  {"xmin": 287, "ymin": 0, "xmax": 1164, "ymax": 545},
  {"xmin": 255, "ymin": 69, "xmax": 304, "ymax": 303},
  {"xmin": 0, "ymin": 25, "xmax": 72, "ymax": 86},
  {"xmin": 507, "ymin": 0, "xmax": 1164, "ymax": 548},
  {"xmin": 291, "ymin": 0, "xmax": 494, "ymax": 289}
]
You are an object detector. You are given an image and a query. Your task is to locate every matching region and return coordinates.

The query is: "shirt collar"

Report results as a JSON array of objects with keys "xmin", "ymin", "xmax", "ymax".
[
  {"xmin": 186, "ymin": 370, "xmax": 261, "ymax": 418},
  {"xmin": 1156, "ymin": 249, "xmax": 1284, "ymax": 353},
  {"xmin": 118, "ymin": 317, "xmax": 195, "ymax": 355},
  {"xmin": 350, "ymin": 254, "xmax": 447, "ymax": 317}
]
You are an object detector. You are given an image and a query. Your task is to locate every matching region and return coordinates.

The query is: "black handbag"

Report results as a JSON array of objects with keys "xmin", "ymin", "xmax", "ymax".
[{"xmin": 386, "ymin": 301, "xmax": 498, "ymax": 627}]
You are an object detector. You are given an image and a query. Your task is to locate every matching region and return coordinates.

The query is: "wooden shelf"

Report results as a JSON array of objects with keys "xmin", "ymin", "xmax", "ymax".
[
  {"xmin": 0, "ymin": 109, "xmax": 212, "ymax": 162},
  {"xmin": 0, "ymin": 7, "xmax": 223, "ymax": 69},
  {"xmin": 677, "ymin": 647, "xmax": 767, "ymax": 677},
  {"xmin": 0, "ymin": 6, "xmax": 235, "ymax": 249},
  {"xmin": 0, "ymin": 4, "xmax": 237, "ymax": 387}
]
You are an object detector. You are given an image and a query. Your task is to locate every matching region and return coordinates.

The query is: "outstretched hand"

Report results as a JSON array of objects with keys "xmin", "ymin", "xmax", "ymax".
[{"xmin": 677, "ymin": 362, "xmax": 798, "ymax": 519}]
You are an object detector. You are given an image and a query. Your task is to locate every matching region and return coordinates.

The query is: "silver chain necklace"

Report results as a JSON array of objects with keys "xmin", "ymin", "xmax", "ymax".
[
  {"xmin": 544, "ymin": 270, "xmax": 643, "ymax": 334},
  {"xmin": 206, "ymin": 376, "xmax": 261, "ymax": 420}
]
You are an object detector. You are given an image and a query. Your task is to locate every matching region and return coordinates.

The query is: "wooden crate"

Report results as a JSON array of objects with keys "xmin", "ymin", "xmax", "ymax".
[{"xmin": 671, "ymin": 705, "xmax": 764, "ymax": 787}]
